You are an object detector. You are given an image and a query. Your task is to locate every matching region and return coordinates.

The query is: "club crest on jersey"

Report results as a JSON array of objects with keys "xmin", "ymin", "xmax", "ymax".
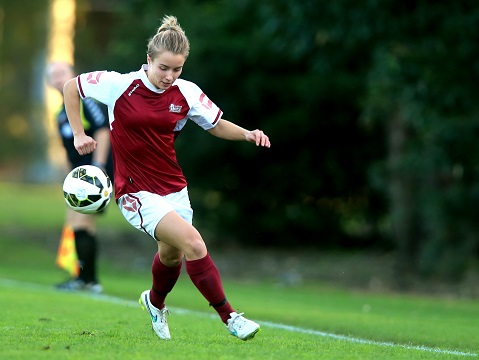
[{"xmin": 169, "ymin": 104, "xmax": 182, "ymax": 113}]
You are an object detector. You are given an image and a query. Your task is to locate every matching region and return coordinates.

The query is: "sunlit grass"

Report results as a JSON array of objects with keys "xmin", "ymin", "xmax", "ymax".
[
  {"xmin": 1, "ymin": 234, "xmax": 478, "ymax": 359},
  {"xmin": 0, "ymin": 181, "xmax": 129, "ymax": 231},
  {"xmin": 1, "ymin": 182, "xmax": 478, "ymax": 359}
]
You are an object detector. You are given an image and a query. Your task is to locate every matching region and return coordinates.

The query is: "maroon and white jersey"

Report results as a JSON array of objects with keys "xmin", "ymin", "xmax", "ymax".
[{"xmin": 76, "ymin": 65, "xmax": 223, "ymax": 200}]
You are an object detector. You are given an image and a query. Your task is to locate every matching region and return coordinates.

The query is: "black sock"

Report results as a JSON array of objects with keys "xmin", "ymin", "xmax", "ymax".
[{"xmin": 74, "ymin": 229, "xmax": 98, "ymax": 283}]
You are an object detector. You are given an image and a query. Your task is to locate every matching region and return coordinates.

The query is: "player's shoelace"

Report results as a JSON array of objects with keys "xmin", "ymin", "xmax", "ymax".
[
  {"xmin": 229, "ymin": 312, "xmax": 247, "ymax": 329},
  {"xmin": 158, "ymin": 307, "xmax": 171, "ymax": 323}
]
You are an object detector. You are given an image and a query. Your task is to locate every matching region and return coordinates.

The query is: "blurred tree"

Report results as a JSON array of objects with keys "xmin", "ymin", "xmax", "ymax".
[
  {"xmin": 42, "ymin": 0, "xmax": 479, "ymax": 282},
  {"xmin": 362, "ymin": 1, "xmax": 479, "ymax": 283},
  {"xmin": 69, "ymin": 0, "xmax": 397, "ymax": 251},
  {"xmin": 0, "ymin": 0, "xmax": 49, "ymax": 174}
]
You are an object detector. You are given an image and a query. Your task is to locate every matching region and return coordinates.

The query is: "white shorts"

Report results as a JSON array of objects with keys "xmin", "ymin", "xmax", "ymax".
[{"xmin": 117, "ymin": 187, "xmax": 193, "ymax": 240}]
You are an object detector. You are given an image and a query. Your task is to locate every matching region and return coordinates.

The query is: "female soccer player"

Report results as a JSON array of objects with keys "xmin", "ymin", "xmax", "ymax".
[{"xmin": 63, "ymin": 15, "xmax": 270, "ymax": 341}]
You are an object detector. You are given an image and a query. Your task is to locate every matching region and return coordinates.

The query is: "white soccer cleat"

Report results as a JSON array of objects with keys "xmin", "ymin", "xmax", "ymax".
[
  {"xmin": 139, "ymin": 290, "xmax": 171, "ymax": 340},
  {"xmin": 226, "ymin": 312, "xmax": 260, "ymax": 341}
]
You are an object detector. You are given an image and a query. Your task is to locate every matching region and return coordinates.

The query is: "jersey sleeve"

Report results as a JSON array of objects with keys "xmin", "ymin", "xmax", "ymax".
[
  {"xmin": 176, "ymin": 80, "xmax": 223, "ymax": 130},
  {"xmin": 76, "ymin": 70, "xmax": 123, "ymax": 108}
]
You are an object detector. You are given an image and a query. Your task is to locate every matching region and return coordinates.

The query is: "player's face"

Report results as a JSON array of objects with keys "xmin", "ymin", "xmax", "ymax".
[{"xmin": 147, "ymin": 51, "xmax": 185, "ymax": 90}]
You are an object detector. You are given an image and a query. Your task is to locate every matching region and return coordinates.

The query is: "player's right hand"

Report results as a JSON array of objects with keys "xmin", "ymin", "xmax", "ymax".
[{"xmin": 74, "ymin": 134, "xmax": 97, "ymax": 155}]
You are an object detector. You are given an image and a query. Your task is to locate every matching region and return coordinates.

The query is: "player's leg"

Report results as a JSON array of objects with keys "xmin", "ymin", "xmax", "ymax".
[
  {"xmin": 154, "ymin": 212, "xmax": 234, "ymax": 321},
  {"xmin": 154, "ymin": 210, "xmax": 206, "ymax": 260},
  {"xmin": 154, "ymin": 212, "xmax": 260, "ymax": 339},
  {"xmin": 149, "ymin": 242, "xmax": 183, "ymax": 310},
  {"xmin": 139, "ymin": 227, "xmax": 187, "ymax": 340},
  {"xmin": 69, "ymin": 210, "xmax": 99, "ymax": 283},
  {"xmin": 120, "ymin": 190, "xmax": 259, "ymax": 339},
  {"xmin": 57, "ymin": 209, "xmax": 101, "ymax": 293},
  {"xmin": 139, "ymin": 241, "xmax": 182, "ymax": 340}
]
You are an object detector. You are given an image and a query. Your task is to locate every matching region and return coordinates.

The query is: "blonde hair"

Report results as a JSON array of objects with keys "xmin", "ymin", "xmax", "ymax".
[{"xmin": 147, "ymin": 15, "xmax": 190, "ymax": 59}]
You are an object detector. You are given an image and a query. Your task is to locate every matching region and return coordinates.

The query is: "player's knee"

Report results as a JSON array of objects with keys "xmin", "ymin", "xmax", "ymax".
[
  {"xmin": 159, "ymin": 252, "xmax": 183, "ymax": 267},
  {"xmin": 184, "ymin": 234, "xmax": 207, "ymax": 259},
  {"xmin": 157, "ymin": 241, "xmax": 183, "ymax": 265}
]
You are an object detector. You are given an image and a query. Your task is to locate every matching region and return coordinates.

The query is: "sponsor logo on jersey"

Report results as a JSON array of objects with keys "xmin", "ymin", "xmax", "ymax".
[
  {"xmin": 128, "ymin": 84, "xmax": 140, "ymax": 97},
  {"xmin": 169, "ymin": 104, "xmax": 182, "ymax": 113}
]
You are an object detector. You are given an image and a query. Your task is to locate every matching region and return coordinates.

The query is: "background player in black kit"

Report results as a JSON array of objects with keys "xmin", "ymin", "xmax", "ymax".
[{"xmin": 46, "ymin": 61, "xmax": 112, "ymax": 293}]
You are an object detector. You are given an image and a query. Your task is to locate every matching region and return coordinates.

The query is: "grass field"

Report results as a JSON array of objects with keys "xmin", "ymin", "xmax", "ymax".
[{"xmin": 0, "ymin": 182, "xmax": 478, "ymax": 359}]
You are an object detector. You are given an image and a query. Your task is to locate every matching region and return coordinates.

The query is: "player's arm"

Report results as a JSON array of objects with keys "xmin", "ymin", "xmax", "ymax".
[
  {"xmin": 85, "ymin": 100, "xmax": 111, "ymax": 169},
  {"xmin": 207, "ymin": 119, "xmax": 271, "ymax": 148},
  {"xmin": 63, "ymin": 78, "xmax": 97, "ymax": 155},
  {"xmin": 91, "ymin": 127, "xmax": 110, "ymax": 168}
]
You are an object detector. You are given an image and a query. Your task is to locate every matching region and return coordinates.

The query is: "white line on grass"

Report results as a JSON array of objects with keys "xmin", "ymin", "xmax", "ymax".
[{"xmin": 1, "ymin": 278, "xmax": 477, "ymax": 357}]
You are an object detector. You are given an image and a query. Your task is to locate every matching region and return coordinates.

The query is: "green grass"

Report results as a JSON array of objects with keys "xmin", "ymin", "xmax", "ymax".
[
  {"xmin": 0, "ymin": 181, "xmax": 131, "ymax": 231},
  {"xmin": 0, "ymin": 182, "xmax": 478, "ymax": 359}
]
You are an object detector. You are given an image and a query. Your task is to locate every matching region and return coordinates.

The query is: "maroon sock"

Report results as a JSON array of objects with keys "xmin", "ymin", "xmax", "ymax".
[
  {"xmin": 186, "ymin": 253, "xmax": 234, "ymax": 323},
  {"xmin": 149, "ymin": 252, "xmax": 182, "ymax": 309}
]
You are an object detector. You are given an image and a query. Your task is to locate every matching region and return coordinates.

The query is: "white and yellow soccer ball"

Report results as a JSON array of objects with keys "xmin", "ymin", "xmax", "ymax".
[{"xmin": 63, "ymin": 165, "xmax": 113, "ymax": 214}]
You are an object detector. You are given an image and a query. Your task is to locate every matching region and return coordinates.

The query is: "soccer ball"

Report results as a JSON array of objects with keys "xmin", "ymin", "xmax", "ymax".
[{"xmin": 63, "ymin": 165, "xmax": 113, "ymax": 214}]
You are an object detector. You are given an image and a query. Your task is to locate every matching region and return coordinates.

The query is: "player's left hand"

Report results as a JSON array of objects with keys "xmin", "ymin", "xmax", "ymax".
[{"xmin": 246, "ymin": 130, "xmax": 271, "ymax": 148}]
